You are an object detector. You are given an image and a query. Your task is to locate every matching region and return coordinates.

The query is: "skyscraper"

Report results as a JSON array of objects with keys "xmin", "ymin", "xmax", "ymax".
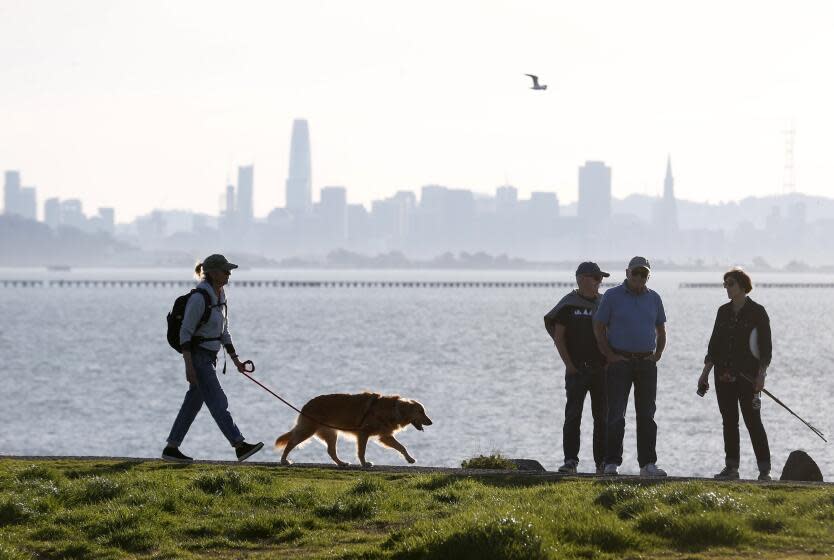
[
  {"xmin": 653, "ymin": 155, "xmax": 678, "ymax": 234},
  {"xmin": 20, "ymin": 187, "xmax": 37, "ymax": 220},
  {"xmin": 44, "ymin": 198, "xmax": 61, "ymax": 228},
  {"xmin": 3, "ymin": 171, "xmax": 21, "ymax": 216},
  {"xmin": 578, "ymin": 161, "xmax": 611, "ymax": 226},
  {"xmin": 286, "ymin": 119, "xmax": 312, "ymax": 214},
  {"xmin": 237, "ymin": 165, "xmax": 254, "ymax": 224},
  {"xmin": 319, "ymin": 186, "xmax": 348, "ymax": 242}
]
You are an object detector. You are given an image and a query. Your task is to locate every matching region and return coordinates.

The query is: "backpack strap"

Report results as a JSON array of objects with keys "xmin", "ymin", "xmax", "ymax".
[{"xmin": 191, "ymin": 287, "xmax": 223, "ymax": 345}]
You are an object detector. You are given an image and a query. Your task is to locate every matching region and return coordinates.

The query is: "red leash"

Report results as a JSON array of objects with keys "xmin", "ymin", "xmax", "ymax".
[{"xmin": 237, "ymin": 360, "xmax": 376, "ymax": 431}]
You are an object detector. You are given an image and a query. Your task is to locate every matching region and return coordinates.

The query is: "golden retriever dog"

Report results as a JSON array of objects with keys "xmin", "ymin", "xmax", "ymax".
[{"xmin": 274, "ymin": 392, "xmax": 432, "ymax": 467}]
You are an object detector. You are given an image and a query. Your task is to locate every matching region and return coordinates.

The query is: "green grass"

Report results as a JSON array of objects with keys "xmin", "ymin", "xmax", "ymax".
[{"xmin": 0, "ymin": 459, "xmax": 832, "ymax": 559}]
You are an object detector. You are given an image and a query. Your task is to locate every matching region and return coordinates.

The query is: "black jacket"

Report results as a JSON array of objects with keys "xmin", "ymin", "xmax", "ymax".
[{"xmin": 705, "ymin": 297, "xmax": 772, "ymax": 374}]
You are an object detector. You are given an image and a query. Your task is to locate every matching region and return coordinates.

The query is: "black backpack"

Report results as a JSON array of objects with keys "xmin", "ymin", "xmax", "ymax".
[{"xmin": 166, "ymin": 288, "xmax": 217, "ymax": 353}]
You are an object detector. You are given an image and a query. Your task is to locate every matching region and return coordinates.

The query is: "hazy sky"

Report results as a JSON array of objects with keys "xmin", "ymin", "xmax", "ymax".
[{"xmin": 1, "ymin": 1, "xmax": 832, "ymax": 221}]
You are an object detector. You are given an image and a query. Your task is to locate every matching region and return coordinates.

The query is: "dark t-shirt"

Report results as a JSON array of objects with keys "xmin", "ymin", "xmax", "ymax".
[{"xmin": 553, "ymin": 296, "xmax": 605, "ymax": 366}]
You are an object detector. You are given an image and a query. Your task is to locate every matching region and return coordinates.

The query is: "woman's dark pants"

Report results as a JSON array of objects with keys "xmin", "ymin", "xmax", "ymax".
[
  {"xmin": 715, "ymin": 377, "xmax": 771, "ymax": 472},
  {"xmin": 604, "ymin": 359, "xmax": 658, "ymax": 468},
  {"xmin": 167, "ymin": 348, "xmax": 245, "ymax": 448},
  {"xmin": 563, "ymin": 366, "xmax": 607, "ymax": 467}
]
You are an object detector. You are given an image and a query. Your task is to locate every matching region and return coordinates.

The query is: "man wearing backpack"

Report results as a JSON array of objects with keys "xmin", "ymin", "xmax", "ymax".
[{"xmin": 162, "ymin": 254, "xmax": 264, "ymax": 464}]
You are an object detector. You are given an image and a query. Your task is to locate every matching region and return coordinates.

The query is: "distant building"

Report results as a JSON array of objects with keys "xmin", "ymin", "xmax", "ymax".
[
  {"xmin": 495, "ymin": 185, "xmax": 518, "ymax": 215},
  {"xmin": 528, "ymin": 191, "xmax": 560, "ymax": 220},
  {"xmin": 44, "ymin": 197, "xmax": 61, "ymax": 228},
  {"xmin": 653, "ymin": 155, "xmax": 678, "ymax": 234},
  {"xmin": 20, "ymin": 187, "xmax": 37, "ymax": 220},
  {"xmin": 97, "ymin": 207, "xmax": 115, "ymax": 234},
  {"xmin": 319, "ymin": 186, "xmax": 348, "ymax": 243},
  {"xmin": 286, "ymin": 119, "xmax": 312, "ymax": 215},
  {"xmin": 578, "ymin": 161, "xmax": 611, "ymax": 226},
  {"xmin": 60, "ymin": 199, "xmax": 85, "ymax": 230},
  {"xmin": 237, "ymin": 165, "xmax": 254, "ymax": 224},
  {"xmin": 3, "ymin": 171, "xmax": 21, "ymax": 216}
]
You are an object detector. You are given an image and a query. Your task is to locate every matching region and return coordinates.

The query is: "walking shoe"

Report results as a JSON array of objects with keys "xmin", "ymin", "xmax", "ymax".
[
  {"xmin": 235, "ymin": 441, "xmax": 264, "ymax": 462},
  {"xmin": 161, "ymin": 446, "xmax": 193, "ymax": 464},
  {"xmin": 557, "ymin": 461, "xmax": 578, "ymax": 474},
  {"xmin": 595, "ymin": 464, "xmax": 605, "ymax": 475},
  {"xmin": 603, "ymin": 463, "xmax": 619, "ymax": 475},
  {"xmin": 640, "ymin": 463, "xmax": 667, "ymax": 477},
  {"xmin": 758, "ymin": 471, "xmax": 772, "ymax": 482},
  {"xmin": 713, "ymin": 466, "xmax": 740, "ymax": 480}
]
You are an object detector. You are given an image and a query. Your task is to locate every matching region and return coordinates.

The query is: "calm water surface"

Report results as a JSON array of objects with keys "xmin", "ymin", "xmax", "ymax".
[{"xmin": 1, "ymin": 268, "xmax": 831, "ymax": 480}]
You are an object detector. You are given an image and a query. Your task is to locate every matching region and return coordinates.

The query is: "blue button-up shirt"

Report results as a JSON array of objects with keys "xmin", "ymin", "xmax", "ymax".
[{"xmin": 594, "ymin": 280, "xmax": 666, "ymax": 353}]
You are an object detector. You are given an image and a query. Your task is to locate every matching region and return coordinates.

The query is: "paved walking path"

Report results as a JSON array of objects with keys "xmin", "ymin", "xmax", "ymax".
[{"xmin": 2, "ymin": 455, "xmax": 830, "ymax": 487}]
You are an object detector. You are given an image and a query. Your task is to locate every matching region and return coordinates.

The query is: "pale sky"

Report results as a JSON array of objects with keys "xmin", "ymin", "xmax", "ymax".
[{"xmin": 1, "ymin": 1, "xmax": 832, "ymax": 222}]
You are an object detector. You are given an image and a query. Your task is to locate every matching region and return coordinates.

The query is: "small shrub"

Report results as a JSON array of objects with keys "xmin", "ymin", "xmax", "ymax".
[
  {"xmin": 461, "ymin": 454, "xmax": 517, "ymax": 470},
  {"xmin": 193, "ymin": 469, "xmax": 250, "ymax": 495}
]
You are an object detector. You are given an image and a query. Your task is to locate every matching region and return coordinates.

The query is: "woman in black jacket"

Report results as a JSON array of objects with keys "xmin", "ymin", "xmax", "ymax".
[{"xmin": 698, "ymin": 268, "xmax": 772, "ymax": 481}]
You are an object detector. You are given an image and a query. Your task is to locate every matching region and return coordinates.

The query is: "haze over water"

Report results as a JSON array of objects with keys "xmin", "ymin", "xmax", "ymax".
[{"xmin": 1, "ymin": 268, "xmax": 831, "ymax": 480}]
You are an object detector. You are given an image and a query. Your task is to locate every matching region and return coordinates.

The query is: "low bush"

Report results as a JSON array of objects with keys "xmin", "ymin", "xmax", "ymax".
[{"xmin": 461, "ymin": 454, "xmax": 517, "ymax": 470}]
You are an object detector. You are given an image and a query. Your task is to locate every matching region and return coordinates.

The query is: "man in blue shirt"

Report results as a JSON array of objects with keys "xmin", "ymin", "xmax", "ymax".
[{"xmin": 593, "ymin": 256, "xmax": 668, "ymax": 477}]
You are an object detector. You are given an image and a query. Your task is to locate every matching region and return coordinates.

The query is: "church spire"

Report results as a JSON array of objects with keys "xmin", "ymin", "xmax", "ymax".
[{"xmin": 664, "ymin": 154, "xmax": 674, "ymax": 200}]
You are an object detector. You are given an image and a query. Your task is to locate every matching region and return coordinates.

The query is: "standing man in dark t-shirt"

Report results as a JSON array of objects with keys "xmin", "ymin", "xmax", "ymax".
[{"xmin": 544, "ymin": 262, "xmax": 610, "ymax": 474}]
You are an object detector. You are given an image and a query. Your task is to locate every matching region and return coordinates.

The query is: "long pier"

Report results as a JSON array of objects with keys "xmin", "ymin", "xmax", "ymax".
[
  {"xmin": 0, "ymin": 279, "xmax": 591, "ymax": 289},
  {"xmin": 3, "ymin": 279, "xmax": 834, "ymax": 289},
  {"xmin": 679, "ymin": 282, "xmax": 834, "ymax": 289}
]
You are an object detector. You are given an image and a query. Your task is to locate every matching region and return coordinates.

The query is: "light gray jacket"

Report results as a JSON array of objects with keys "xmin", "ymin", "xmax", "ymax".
[{"xmin": 179, "ymin": 281, "xmax": 233, "ymax": 352}]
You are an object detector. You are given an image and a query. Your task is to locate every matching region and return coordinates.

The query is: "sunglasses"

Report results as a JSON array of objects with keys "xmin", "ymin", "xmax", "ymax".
[
  {"xmin": 631, "ymin": 268, "xmax": 649, "ymax": 279},
  {"xmin": 582, "ymin": 274, "xmax": 603, "ymax": 282}
]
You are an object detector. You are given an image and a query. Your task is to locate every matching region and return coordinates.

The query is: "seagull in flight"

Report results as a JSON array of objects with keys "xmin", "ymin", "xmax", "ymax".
[{"xmin": 525, "ymin": 74, "xmax": 547, "ymax": 90}]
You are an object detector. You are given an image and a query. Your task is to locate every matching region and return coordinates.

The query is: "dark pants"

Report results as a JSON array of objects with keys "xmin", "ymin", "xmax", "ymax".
[
  {"xmin": 563, "ymin": 366, "xmax": 607, "ymax": 467},
  {"xmin": 167, "ymin": 348, "xmax": 244, "ymax": 448},
  {"xmin": 604, "ymin": 359, "xmax": 657, "ymax": 468},
  {"xmin": 715, "ymin": 377, "xmax": 771, "ymax": 472}
]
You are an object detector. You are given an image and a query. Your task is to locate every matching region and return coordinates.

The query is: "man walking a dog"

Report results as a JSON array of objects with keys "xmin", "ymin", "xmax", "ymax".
[
  {"xmin": 545, "ymin": 262, "xmax": 609, "ymax": 474},
  {"xmin": 593, "ymin": 256, "xmax": 668, "ymax": 477}
]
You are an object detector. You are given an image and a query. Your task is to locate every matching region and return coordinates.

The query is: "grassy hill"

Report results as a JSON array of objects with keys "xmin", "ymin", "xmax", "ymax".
[{"xmin": 1, "ymin": 458, "xmax": 832, "ymax": 559}]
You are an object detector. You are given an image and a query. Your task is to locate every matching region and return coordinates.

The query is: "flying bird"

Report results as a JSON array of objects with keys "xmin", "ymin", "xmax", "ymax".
[{"xmin": 525, "ymin": 74, "xmax": 547, "ymax": 90}]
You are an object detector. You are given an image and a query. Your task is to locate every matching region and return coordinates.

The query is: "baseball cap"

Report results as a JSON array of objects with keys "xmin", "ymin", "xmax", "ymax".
[
  {"xmin": 202, "ymin": 254, "xmax": 239, "ymax": 272},
  {"xmin": 627, "ymin": 256, "xmax": 651, "ymax": 271},
  {"xmin": 575, "ymin": 261, "xmax": 610, "ymax": 277}
]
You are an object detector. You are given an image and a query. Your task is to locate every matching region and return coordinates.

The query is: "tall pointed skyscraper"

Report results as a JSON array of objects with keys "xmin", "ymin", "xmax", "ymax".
[
  {"xmin": 653, "ymin": 155, "xmax": 678, "ymax": 234},
  {"xmin": 286, "ymin": 119, "xmax": 312, "ymax": 214}
]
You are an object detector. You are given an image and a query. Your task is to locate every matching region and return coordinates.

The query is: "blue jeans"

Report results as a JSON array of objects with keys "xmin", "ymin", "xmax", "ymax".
[
  {"xmin": 563, "ymin": 366, "xmax": 607, "ymax": 467},
  {"xmin": 167, "ymin": 348, "xmax": 244, "ymax": 447},
  {"xmin": 604, "ymin": 359, "xmax": 658, "ymax": 467}
]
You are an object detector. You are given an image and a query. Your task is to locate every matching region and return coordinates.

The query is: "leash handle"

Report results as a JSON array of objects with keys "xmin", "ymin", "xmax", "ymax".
[{"xmin": 242, "ymin": 360, "xmax": 255, "ymax": 373}]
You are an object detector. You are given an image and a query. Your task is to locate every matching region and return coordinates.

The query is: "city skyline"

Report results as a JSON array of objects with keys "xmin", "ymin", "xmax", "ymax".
[{"xmin": 2, "ymin": 2, "xmax": 832, "ymax": 221}]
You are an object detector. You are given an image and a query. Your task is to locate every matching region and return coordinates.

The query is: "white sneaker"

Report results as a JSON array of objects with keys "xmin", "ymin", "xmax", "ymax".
[
  {"xmin": 603, "ymin": 463, "xmax": 619, "ymax": 475},
  {"xmin": 640, "ymin": 463, "xmax": 667, "ymax": 477}
]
